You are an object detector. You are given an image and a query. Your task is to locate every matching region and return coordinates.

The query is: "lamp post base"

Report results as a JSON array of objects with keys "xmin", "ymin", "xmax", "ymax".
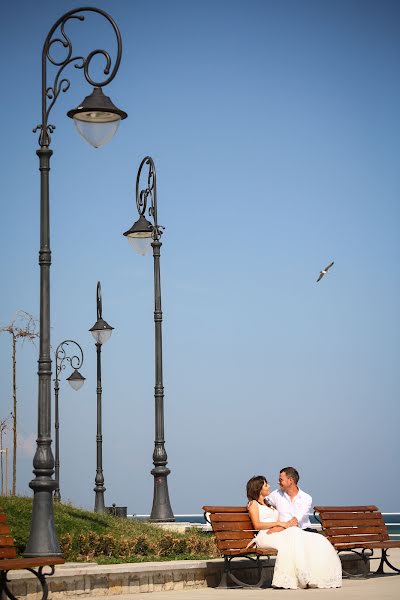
[
  {"xmin": 149, "ymin": 467, "xmax": 175, "ymax": 522},
  {"xmin": 94, "ymin": 481, "xmax": 106, "ymax": 514},
  {"xmin": 24, "ymin": 483, "xmax": 62, "ymax": 557}
]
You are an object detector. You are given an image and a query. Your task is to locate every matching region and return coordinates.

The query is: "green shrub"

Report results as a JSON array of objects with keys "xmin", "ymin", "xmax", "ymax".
[{"xmin": 0, "ymin": 496, "xmax": 218, "ymax": 563}]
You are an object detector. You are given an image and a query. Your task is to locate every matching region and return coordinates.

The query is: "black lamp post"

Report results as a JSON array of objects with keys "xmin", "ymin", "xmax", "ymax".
[
  {"xmin": 25, "ymin": 7, "xmax": 127, "ymax": 558},
  {"xmin": 123, "ymin": 157, "xmax": 175, "ymax": 522},
  {"xmin": 89, "ymin": 281, "xmax": 113, "ymax": 513},
  {"xmin": 54, "ymin": 340, "xmax": 85, "ymax": 502}
]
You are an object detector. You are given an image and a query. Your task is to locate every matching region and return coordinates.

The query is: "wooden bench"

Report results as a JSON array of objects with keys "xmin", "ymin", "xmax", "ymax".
[
  {"xmin": 314, "ymin": 505, "xmax": 400, "ymax": 576},
  {"xmin": 0, "ymin": 512, "xmax": 65, "ymax": 600},
  {"xmin": 202, "ymin": 505, "xmax": 277, "ymax": 588}
]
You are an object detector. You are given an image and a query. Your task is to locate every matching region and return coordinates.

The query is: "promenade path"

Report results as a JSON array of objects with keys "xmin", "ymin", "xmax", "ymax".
[
  {"xmin": 66, "ymin": 574, "xmax": 400, "ymax": 600},
  {"xmin": 62, "ymin": 549, "xmax": 400, "ymax": 600},
  {"xmin": 8, "ymin": 549, "xmax": 400, "ymax": 600}
]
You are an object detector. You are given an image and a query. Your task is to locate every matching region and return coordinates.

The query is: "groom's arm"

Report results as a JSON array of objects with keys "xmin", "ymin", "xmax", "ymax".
[{"xmin": 291, "ymin": 492, "xmax": 312, "ymax": 528}]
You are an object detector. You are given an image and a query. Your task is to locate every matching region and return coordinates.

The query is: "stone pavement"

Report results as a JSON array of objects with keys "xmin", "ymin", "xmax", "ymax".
[
  {"xmin": 6, "ymin": 549, "xmax": 400, "ymax": 600},
  {"xmin": 65, "ymin": 575, "xmax": 400, "ymax": 600}
]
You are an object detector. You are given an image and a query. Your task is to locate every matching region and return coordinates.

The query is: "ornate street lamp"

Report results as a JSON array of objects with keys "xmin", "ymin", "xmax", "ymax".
[
  {"xmin": 25, "ymin": 7, "xmax": 127, "ymax": 558},
  {"xmin": 53, "ymin": 340, "xmax": 85, "ymax": 503},
  {"xmin": 89, "ymin": 282, "xmax": 113, "ymax": 513},
  {"xmin": 123, "ymin": 157, "xmax": 175, "ymax": 522}
]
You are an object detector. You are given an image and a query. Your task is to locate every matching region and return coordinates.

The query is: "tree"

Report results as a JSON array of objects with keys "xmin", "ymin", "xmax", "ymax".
[
  {"xmin": 0, "ymin": 311, "xmax": 39, "ymax": 495},
  {"xmin": 0, "ymin": 413, "xmax": 12, "ymax": 495}
]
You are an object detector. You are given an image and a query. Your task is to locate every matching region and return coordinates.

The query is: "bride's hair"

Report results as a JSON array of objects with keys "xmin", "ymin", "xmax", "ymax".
[
  {"xmin": 246, "ymin": 475, "xmax": 267, "ymax": 501},
  {"xmin": 246, "ymin": 475, "xmax": 276, "ymax": 508}
]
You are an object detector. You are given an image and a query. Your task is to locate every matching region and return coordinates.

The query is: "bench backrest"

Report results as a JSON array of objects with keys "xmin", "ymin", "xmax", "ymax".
[
  {"xmin": 314, "ymin": 505, "xmax": 389, "ymax": 550},
  {"xmin": 0, "ymin": 513, "xmax": 17, "ymax": 560},
  {"xmin": 202, "ymin": 505, "xmax": 257, "ymax": 554}
]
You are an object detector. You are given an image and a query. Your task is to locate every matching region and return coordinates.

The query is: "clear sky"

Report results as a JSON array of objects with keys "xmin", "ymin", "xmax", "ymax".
[{"xmin": 1, "ymin": 0, "xmax": 399, "ymax": 515}]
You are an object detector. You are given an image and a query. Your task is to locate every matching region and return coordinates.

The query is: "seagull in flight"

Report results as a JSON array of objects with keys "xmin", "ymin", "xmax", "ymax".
[{"xmin": 316, "ymin": 261, "xmax": 334, "ymax": 283}]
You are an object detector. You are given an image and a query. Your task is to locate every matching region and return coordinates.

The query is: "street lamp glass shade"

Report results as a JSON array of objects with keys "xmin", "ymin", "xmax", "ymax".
[
  {"xmin": 123, "ymin": 215, "xmax": 154, "ymax": 256},
  {"xmin": 74, "ymin": 119, "xmax": 120, "ymax": 148},
  {"xmin": 89, "ymin": 317, "xmax": 114, "ymax": 345},
  {"xmin": 67, "ymin": 86, "xmax": 127, "ymax": 148},
  {"xmin": 127, "ymin": 235, "xmax": 153, "ymax": 256},
  {"xmin": 66, "ymin": 369, "xmax": 85, "ymax": 391}
]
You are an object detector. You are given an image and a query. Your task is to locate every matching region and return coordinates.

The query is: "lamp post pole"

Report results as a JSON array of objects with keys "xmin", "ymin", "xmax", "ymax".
[
  {"xmin": 89, "ymin": 282, "xmax": 113, "ymax": 513},
  {"xmin": 123, "ymin": 157, "xmax": 174, "ymax": 522},
  {"xmin": 54, "ymin": 340, "xmax": 85, "ymax": 502},
  {"xmin": 25, "ymin": 7, "xmax": 127, "ymax": 557}
]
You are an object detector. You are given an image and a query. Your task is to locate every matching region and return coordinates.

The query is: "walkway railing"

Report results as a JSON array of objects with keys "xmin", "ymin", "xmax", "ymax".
[{"xmin": 131, "ymin": 513, "xmax": 400, "ymax": 539}]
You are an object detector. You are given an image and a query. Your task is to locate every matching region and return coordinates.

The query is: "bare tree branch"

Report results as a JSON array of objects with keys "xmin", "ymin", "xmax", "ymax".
[{"xmin": 0, "ymin": 311, "xmax": 39, "ymax": 495}]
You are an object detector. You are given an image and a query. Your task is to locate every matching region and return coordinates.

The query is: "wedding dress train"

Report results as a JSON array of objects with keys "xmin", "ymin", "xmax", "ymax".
[{"xmin": 253, "ymin": 504, "xmax": 342, "ymax": 589}]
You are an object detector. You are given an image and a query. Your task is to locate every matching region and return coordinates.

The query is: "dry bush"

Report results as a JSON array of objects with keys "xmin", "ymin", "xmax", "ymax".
[{"xmin": 59, "ymin": 533, "xmax": 73, "ymax": 556}]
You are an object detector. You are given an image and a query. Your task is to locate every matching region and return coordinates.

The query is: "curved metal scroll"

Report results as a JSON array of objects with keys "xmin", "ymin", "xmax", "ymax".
[
  {"xmin": 54, "ymin": 339, "xmax": 84, "ymax": 383},
  {"xmin": 1, "ymin": 565, "xmax": 56, "ymax": 600},
  {"xmin": 217, "ymin": 555, "xmax": 270, "ymax": 589},
  {"xmin": 96, "ymin": 280, "xmax": 103, "ymax": 321},
  {"xmin": 34, "ymin": 7, "xmax": 123, "ymax": 146},
  {"xmin": 135, "ymin": 156, "xmax": 164, "ymax": 240}
]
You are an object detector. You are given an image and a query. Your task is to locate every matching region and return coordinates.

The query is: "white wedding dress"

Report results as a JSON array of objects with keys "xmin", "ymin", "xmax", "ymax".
[{"xmin": 253, "ymin": 503, "xmax": 342, "ymax": 589}]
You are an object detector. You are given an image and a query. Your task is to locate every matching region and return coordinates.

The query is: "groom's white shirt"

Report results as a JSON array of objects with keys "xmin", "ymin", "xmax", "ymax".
[{"xmin": 267, "ymin": 488, "xmax": 312, "ymax": 529}]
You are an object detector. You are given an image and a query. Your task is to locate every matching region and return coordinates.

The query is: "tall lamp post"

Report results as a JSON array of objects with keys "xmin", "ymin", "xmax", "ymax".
[
  {"xmin": 123, "ymin": 157, "xmax": 175, "ymax": 522},
  {"xmin": 89, "ymin": 282, "xmax": 113, "ymax": 513},
  {"xmin": 54, "ymin": 340, "xmax": 85, "ymax": 502},
  {"xmin": 25, "ymin": 8, "xmax": 127, "ymax": 557}
]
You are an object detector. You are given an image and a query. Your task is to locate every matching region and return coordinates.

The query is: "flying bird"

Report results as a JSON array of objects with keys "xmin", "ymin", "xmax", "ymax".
[{"xmin": 316, "ymin": 261, "xmax": 334, "ymax": 282}]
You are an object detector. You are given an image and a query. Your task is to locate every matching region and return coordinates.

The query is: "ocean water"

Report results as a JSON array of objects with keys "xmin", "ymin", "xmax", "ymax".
[{"xmin": 166, "ymin": 513, "xmax": 400, "ymax": 540}]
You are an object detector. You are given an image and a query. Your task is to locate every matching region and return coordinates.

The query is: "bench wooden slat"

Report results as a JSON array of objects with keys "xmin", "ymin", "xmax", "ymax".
[
  {"xmin": 211, "ymin": 522, "xmax": 254, "ymax": 532},
  {"xmin": 0, "ymin": 515, "xmax": 7, "ymax": 524},
  {"xmin": 325, "ymin": 526, "xmax": 388, "ymax": 536},
  {"xmin": 323, "ymin": 518, "xmax": 383, "ymax": 528},
  {"xmin": 334, "ymin": 542, "xmax": 371, "ymax": 550},
  {"xmin": 210, "ymin": 513, "xmax": 251, "ymax": 522},
  {"xmin": 0, "ymin": 546, "xmax": 17, "ymax": 569},
  {"xmin": 218, "ymin": 539, "xmax": 257, "ymax": 551},
  {"xmin": 0, "ymin": 525, "xmax": 11, "ymax": 535},
  {"xmin": 334, "ymin": 540, "xmax": 400, "ymax": 550},
  {"xmin": 215, "ymin": 530, "xmax": 256, "ymax": 540},
  {"xmin": 0, "ymin": 556, "xmax": 65, "ymax": 570},
  {"xmin": 0, "ymin": 536, "xmax": 15, "ymax": 547},
  {"xmin": 320, "ymin": 512, "xmax": 382, "ymax": 521},
  {"xmin": 314, "ymin": 505, "xmax": 378, "ymax": 512},
  {"xmin": 363, "ymin": 540, "xmax": 400, "ymax": 549},
  {"xmin": 327, "ymin": 533, "xmax": 388, "ymax": 545},
  {"xmin": 203, "ymin": 506, "xmax": 248, "ymax": 513},
  {"xmin": 255, "ymin": 548, "xmax": 278, "ymax": 556},
  {"xmin": 222, "ymin": 547, "xmax": 277, "ymax": 556}
]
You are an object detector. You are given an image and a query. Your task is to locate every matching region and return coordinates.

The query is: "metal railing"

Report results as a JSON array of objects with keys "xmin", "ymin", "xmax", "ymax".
[{"xmin": 129, "ymin": 512, "xmax": 400, "ymax": 539}]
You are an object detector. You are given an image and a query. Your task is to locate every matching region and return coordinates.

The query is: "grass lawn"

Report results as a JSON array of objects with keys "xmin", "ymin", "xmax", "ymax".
[{"xmin": 0, "ymin": 496, "xmax": 218, "ymax": 564}]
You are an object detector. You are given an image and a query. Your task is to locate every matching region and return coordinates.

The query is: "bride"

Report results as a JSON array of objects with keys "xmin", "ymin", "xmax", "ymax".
[{"xmin": 246, "ymin": 475, "xmax": 342, "ymax": 589}]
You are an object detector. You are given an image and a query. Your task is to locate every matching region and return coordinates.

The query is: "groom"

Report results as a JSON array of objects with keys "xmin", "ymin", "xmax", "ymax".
[{"xmin": 267, "ymin": 466, "xmax": 318, "ymax": 533}]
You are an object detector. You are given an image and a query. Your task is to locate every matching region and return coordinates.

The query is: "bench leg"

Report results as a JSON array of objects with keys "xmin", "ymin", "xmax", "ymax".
[
  {"xmin": 1, "ymin": 570, "xmax": 18, "ymax": 600},
  {"xmin": 0, "ymin": 566, "xmax": 55, "ymax": 600},
  {"xmin": 374, "ymin": 549, "xmax": 400, "ymax": 575},
  {"xmin": 340, "ymin": 550, "xmax": 370, "ymax": 579},
  {"xmin": 217, "ymin": 569, "xmax": 229, "ymax": 589},
  {"xmin": 217, "ymin": 556, "xmax": 269, "ymax": 589}
]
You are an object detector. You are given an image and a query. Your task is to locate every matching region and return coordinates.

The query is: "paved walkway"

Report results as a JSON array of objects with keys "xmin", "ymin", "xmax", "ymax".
[
  {"xmin": 65, "ymin": 574, "xmax": 400, "ymax": 600},
  {"xmin": 8, "ymin": 549, "xmax": 400, "ymax": 600}
]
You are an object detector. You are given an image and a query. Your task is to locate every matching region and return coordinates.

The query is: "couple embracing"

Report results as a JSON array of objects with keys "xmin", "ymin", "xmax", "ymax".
[{"xmin": 246, "ymin": 467, "xmax": 342, "ymax": 589}]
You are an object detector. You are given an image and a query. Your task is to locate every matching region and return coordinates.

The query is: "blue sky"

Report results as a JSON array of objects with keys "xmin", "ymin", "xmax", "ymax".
[{"xmin": 1, "ymin": 0, "xmax": 399, "ymax": 514}]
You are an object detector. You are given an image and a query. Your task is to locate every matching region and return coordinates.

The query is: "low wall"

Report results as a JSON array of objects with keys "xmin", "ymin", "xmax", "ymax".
[{"xmin": 6, "ymin": 553, "xmax": 367, "ymax": 598}]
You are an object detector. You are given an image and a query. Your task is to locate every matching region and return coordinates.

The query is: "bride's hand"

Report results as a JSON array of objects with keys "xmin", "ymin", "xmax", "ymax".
[{"xmin": 267, "ymin": 525, "xmax": 285, "ymax": 534}]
